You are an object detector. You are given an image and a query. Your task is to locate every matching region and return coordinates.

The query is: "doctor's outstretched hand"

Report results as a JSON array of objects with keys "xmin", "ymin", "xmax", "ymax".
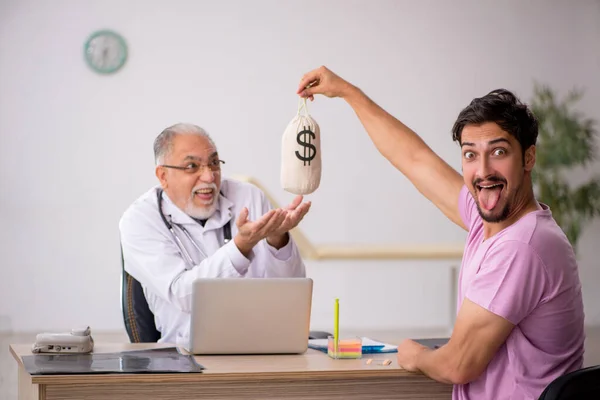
[
  {"xmin": 297, "ymin": 66, "xmax": 356, "ymax": 101},
  {"xmin": 233, "ymin": 195, "xmax": 311, "ymax": 257}
]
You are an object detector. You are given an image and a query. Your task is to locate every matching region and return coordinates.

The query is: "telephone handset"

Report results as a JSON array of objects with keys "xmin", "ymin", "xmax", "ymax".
[{"xmin": 31, "ymin": 326, "xmax": 94, "ymax": 354}]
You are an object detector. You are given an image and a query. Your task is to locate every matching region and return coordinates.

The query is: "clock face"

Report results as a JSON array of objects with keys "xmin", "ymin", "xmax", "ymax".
[{"xmin": 84, "ymin": 30, "xmax": 127, "ymax": 74}]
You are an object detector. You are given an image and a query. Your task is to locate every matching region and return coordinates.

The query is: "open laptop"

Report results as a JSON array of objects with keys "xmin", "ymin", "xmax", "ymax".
[{"xmin": 187, "ymin": 278, "xmax": 313, "ymax": 355}]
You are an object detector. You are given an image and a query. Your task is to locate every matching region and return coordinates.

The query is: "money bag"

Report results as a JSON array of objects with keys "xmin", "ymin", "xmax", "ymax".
[{"xmin": 281, "ymin": 98, "xmax": 322, "ymax": 195}]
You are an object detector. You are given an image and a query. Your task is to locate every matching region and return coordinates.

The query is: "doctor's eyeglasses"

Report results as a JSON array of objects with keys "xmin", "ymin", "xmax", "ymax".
[{"xmin": 160, "ymin": 159, "xmax": 225, "ymax": 174}]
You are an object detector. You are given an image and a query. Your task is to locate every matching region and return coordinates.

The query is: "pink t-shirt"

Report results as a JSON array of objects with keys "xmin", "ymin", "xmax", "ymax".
[{"xmin": 454, "ymin": 185, "xmax": 585, "ymax": 400}]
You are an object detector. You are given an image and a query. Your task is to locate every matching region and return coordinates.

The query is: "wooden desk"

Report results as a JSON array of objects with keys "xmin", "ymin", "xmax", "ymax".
[{"xmin": 10, "ymin": 342, "xmax": 452, "ymax": 400}]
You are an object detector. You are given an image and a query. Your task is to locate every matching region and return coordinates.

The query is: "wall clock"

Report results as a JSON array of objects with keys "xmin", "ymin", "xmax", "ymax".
[{"xmin": 84, "ymin": 30, "xmax": 128, "ymax": 74}]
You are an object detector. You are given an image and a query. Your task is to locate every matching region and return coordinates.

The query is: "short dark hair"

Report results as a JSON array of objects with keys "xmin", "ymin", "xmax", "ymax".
[{"xmin": 452, "ymin": 89, "xmax": 539, "ymax": 155}]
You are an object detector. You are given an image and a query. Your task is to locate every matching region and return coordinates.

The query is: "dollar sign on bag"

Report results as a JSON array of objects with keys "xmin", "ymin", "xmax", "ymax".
[{"xmin": 295, "ymin": 126, "xmax": 316, "ymax": 166}]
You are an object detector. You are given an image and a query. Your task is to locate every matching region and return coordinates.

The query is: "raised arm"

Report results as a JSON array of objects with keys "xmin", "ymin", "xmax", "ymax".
[{"xmin": 298, "ymin": 66, "xmax": 466, "ymax": 230}]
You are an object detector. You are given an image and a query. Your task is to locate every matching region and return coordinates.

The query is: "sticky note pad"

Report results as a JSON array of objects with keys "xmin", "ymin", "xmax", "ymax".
[{"xmin": 327, "ymin": 337, "xmax": 362, "ymax": 359}]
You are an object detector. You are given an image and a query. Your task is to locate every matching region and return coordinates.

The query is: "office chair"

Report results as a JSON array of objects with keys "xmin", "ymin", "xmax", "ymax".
[
  {"xmin": 538, "ymin": 365, "xmax": 600, "ymax": 400},
  {"xmin": 120, "ymin": 244, "xmax": 161, "ymax": 343}
]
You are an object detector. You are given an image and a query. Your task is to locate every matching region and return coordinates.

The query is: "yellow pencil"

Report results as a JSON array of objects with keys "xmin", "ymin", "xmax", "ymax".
[{"xmin": 334, "ymin": 298, "xmax": 339, "ymax": 353}]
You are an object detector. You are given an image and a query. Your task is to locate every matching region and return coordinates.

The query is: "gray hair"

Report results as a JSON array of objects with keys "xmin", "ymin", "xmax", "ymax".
[{"xmin": 153, "ymin": 123, "xmax": 216, "ymax": 165}]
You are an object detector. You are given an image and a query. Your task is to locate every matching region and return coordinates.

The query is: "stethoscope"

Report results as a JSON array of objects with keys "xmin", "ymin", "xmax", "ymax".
[{"xmin": 157, "ymin": 189, "xmax": 231, "ymax": 267}]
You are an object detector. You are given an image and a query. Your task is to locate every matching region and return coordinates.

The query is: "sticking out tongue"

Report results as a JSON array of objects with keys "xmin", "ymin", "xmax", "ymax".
[{"xmin": 479, "ymin": 186, "xmax": 502, "ymax": 210}]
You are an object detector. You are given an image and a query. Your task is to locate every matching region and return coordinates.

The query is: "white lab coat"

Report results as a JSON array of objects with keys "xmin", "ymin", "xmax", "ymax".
[{"xmin": 119, "ymin": 178, "xmax": 306, "ymax": 345}]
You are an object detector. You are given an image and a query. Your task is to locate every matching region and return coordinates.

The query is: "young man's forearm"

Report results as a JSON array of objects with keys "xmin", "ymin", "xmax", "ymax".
[
  {"xmin": 343, "ymin": 86, "xmax": 434, "ymax": 175},
  {"xmin": 414, "ymin": 347, "xmax": 456, "ymax": 384},
  {"xmin": 416, "ymin": 345, "xmax": 477, "ymax": 385},
  {"xmin": 341, "ymin": 86, "xmax": 466, "ymax": 229}
]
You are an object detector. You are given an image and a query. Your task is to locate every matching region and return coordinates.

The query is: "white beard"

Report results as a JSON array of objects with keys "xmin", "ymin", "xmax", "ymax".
[
  {"xmin": 185, "ymin": 200, "xmax": 218, "ymax": 219},
  {"xmin": 185, "ymin": 183, "xmax": 219, "ymax": 219}
]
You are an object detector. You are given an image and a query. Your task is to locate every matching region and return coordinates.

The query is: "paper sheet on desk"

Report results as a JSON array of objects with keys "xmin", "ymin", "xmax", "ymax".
[
  {"xmin": 308, "ymin": 337, "xmax": 398, "ymax": 354},
  {"xmin": 21, "ymin": 347, "xmax": 204, "ymax": 375}
]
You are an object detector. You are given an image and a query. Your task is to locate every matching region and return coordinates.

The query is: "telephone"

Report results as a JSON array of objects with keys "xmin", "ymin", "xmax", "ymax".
[{"xmin": 31, "ymin": 326, "xmax": 94, "ymax": 354}]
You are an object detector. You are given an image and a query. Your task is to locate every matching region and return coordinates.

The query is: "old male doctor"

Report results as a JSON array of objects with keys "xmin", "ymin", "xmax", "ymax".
[{"xmin": 119, "ymin": 123, "xmax": 310, "ymax": 344}]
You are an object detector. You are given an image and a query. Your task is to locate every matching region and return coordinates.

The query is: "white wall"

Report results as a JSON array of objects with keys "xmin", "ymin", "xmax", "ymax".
[{"xmin": 1, "ymin": 0, "xmax": 599, "ymax": 333}]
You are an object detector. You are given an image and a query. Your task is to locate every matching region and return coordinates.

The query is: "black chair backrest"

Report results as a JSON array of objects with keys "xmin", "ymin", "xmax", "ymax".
[
  {"xmin": 538, "ymin": 365, "xmax": 600, "ymax": 400},
  {"xmin": 121, "ymin": 245, "xmax": 161, "ymax": 343}
]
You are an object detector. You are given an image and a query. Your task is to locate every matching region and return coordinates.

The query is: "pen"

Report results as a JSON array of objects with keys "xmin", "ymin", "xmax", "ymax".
[{"xmin": 334, "ymin": 298, "xmax": 339, "ymax": 354}]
